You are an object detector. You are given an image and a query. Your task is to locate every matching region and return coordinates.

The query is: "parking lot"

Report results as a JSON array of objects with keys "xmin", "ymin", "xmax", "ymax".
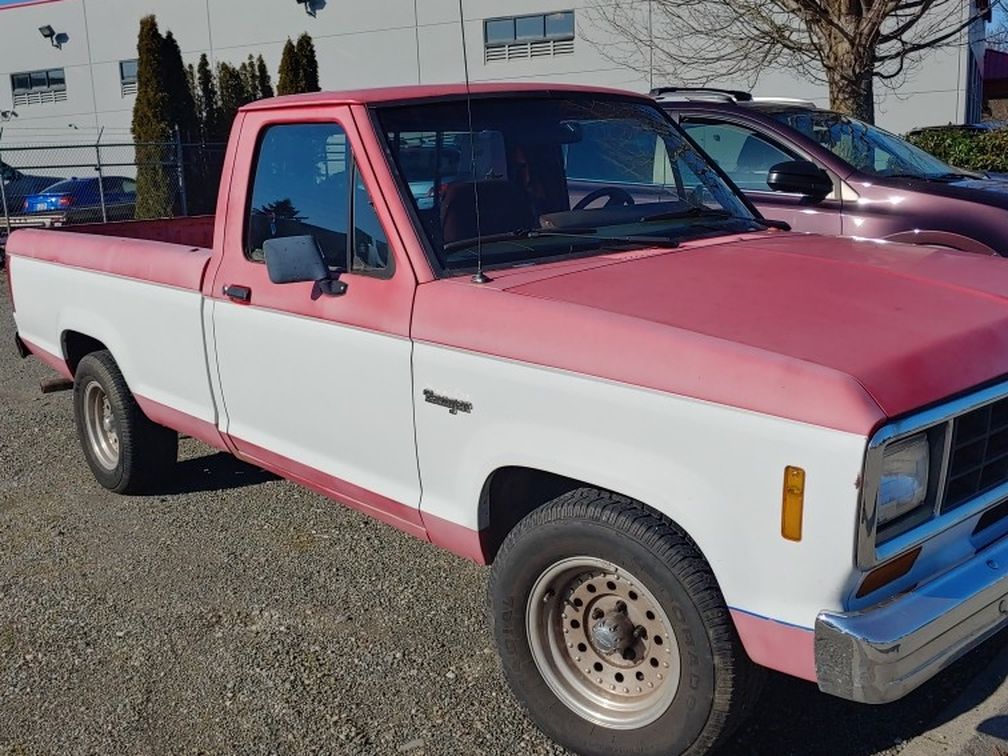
[{"xmin": 1, "ymin": 277, "xmax": 1006, "ymax": 755}]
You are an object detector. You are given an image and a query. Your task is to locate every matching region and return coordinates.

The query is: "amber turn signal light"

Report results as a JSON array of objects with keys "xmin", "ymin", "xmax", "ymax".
[
  {"xmin": 781, "ymin": 466, "xmax": 805, "ymax": 541},
  {"xmin": 856, "ymin": 547, "xmax": 921, "ymax": 598}
]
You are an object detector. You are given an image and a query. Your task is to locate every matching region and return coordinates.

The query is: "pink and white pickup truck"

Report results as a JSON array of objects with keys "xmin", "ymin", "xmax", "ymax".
[{"xmin": 7, "ymin": 83, "xmax": 1008, "ymax": 755}]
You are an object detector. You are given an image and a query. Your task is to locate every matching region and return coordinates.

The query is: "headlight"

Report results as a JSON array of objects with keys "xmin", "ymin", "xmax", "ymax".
[{"xmin": 877, "ymin": 433, "xmax": 930, "ymax": 526}]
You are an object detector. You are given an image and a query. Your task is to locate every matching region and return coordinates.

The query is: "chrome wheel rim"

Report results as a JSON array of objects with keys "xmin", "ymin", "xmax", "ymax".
[
  {"xmin": 83, "ymin": 380, "xmax": 119, "ymax": 471},
  {"xmin": 527, "ymin": 556, "xmax": 681, "ymax": 730}
]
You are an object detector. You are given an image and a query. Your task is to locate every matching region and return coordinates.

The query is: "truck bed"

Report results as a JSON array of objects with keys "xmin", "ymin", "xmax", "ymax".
[
  {"xmin": 7, "ymin": 219, "xmax": 219, "ymax": 446},
  {"xmin": 62, "ymin": 215, "xmax": 215, "ymax": 249}
]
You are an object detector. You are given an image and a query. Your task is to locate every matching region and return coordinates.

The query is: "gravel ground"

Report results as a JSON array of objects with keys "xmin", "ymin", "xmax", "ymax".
[{"xmin": 1, "ymin": 270, "xmax": 1005, "ymax": 755}]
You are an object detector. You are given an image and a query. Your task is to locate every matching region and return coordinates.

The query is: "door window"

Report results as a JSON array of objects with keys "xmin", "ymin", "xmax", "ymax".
[
  {"xmin": 245, "ymin": 122, "xmax": 390, "ymax": 275},
  {"xmin": 352, "ymin": 167, "xmax": 390, "ymax": 273},
  {"xmin": 682, "ymin": 120, "xmax": 796, "ymax": 192}
]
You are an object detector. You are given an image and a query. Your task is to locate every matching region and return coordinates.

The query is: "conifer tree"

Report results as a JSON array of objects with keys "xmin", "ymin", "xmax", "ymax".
[
  {"xmin": 276, "ymin": 38, "xmax": 300, "ymax": 96},
  {"xmin": 161, "ymin": 31, "xmax": 198, "ymax": 142},
  {"xmin": 217, "ymin": 62, "xmax": 251, "ymax": 135},
  {"xmin": 295, "ymin": 33, "xmax": 320, "ymax": 93},
  {"xmin": 239, "ymin": 55, "xmax": 259, "ymax": 101},
  {"xmin": 131, "ymin": 15, "xmax": 173, "ymax": 219},
  {"xmin": 256, "ymin": 55, "xmax": 274, "ymax": 99},
  {"xmin": 195, "ymin": 54, "xmax": 220, "ymax": 141}
]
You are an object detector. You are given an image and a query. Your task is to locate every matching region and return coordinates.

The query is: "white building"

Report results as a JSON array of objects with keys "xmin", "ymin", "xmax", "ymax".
[{"xmin": 0, "ymin": 0, "xmax": 990, "ymax": 146}]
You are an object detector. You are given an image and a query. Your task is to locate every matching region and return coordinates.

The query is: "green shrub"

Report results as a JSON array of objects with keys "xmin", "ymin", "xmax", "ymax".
[{"xmin": 905, "ymin": 126, "xmax": 1008, "ymax": 173}]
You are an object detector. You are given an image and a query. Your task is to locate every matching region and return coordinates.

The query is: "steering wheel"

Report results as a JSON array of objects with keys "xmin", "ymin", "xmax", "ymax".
[{"xmin": 573, "ymin": 186, "xmax": 636, "ymax": 210}]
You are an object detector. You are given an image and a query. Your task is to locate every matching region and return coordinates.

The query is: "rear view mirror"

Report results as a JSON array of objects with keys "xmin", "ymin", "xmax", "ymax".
[
  {"xmin": 766, "ymin": 160, "xmax": 832, "ymax": 202},
  {"xmin": 263, "ymin": 235, "xmax": 346, "ymax": 296}
]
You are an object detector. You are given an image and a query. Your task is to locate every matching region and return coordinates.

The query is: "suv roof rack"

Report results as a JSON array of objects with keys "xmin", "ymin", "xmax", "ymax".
[
  {"xmin": 649, "ymin": 86, "xmax": 753, "ymax": 103},
  {"xmin": 750, "ymin": 96, "xmax": 819, "ymax": 109}
]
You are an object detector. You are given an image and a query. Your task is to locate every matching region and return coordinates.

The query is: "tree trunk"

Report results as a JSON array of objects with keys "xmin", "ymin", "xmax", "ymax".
[{"xmin": 826, "ymin": 58, "xmax": 876, "ymax": 123}]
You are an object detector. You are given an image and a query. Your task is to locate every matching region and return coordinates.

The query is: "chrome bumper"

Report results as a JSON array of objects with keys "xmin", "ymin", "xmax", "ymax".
[{"xmin": 815, "ymin": 536, "xmax": 1008, "ymax": 704}]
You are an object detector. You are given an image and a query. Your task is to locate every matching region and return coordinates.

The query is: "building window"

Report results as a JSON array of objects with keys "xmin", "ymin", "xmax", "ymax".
[
  {"xmin": 10, "ymin": 68, "xmax": 67, "ymax": 106},
  {"xmin": 484, "ymin": 10, "xmax": 575, "ymax": 62},
  {"xmin": 120, "ymin": 59, "xmax": 138, "ymax": 97}
]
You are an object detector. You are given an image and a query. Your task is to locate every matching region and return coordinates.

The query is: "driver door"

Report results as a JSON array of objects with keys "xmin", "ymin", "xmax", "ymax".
[{"xmin": 208, "ymin": 109, "xmax": 423, "ymax": 535}]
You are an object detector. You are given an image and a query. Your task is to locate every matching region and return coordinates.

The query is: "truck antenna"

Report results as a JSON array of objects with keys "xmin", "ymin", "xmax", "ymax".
[{"xmin": 458, "ymin": 0, "xmax": 490, "ymax": 284}]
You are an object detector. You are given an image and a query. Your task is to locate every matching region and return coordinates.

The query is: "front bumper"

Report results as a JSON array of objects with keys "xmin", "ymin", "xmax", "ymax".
[{"xmin": 815, "ymin": 535, "xmax": 1008, "ymax": 704}]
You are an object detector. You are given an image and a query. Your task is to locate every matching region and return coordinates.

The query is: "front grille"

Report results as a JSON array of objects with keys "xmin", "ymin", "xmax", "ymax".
[{"xmin": 943, "ymin": 396, "xmax": 1008, "ymax": 512}]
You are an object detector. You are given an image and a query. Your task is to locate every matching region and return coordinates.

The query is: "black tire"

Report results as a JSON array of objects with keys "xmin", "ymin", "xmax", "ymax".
[
  {"xmin": 73, "ymin": 350, "xmax": 178, "ymax": 494},
  {"xmin": 489, "ymin": 488, "xmax": 762, "ymax": 756}
]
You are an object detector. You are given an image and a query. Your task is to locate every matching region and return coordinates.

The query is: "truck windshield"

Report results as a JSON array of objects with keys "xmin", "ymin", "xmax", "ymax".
[
  {"xmin": 376, "ymin": 96, "xmax": 761, "ymax": 273},
  {"xmin": 771, "ymin": 110, "xmax": 963, "ymax": 180}
]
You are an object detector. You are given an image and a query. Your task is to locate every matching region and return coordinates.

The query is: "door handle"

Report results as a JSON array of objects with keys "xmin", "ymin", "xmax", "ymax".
[{"xmin": 223, "ymin": 284, "xmax": 252, "ymax": 303}]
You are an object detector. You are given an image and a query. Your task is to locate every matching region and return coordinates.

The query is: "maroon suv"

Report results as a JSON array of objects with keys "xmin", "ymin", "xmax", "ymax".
[{"xmin": 657, "ymin": 88, "xmax": 1008, "ymax": 255}]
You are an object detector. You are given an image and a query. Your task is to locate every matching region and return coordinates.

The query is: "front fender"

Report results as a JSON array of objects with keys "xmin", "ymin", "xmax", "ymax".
[
  {"xmin": 413, "ymin": 341, "xmax": 867, "ymax": 631},
  {"xmin": 883, "ymin": 229, "xmax": 998, "ymax": 256}
]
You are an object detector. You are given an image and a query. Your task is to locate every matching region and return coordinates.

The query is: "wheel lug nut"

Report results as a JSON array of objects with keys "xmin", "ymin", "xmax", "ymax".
[{"xmin": 616, "ymin": 601, "xmax": 627, "ymax": 614}]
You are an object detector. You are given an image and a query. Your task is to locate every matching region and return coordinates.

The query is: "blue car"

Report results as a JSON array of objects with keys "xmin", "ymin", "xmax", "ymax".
[
  {"xmin": 23, "ymin": 176, "xmax": 137, "ymax": 224},
  {"xmin": 2, "ymin": 160, "xmax": 63, "ymax": 216}
]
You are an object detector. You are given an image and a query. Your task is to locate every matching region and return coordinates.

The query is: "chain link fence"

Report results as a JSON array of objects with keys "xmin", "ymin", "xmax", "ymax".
[{"xmin": 0, "ymin": 134, "xmax": 226, "ymax": 248}]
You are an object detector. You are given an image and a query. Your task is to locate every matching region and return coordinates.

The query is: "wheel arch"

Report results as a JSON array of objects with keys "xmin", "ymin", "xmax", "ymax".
[
  {"xmin": 476, "ymin": 465, "xmax": 714, "ymax": 570},
  {"xmin": 882, "ymin": 229, "xmax": 998, "ymax": 256},
  {"xmin": 61, "ymin": 330, "xmax": 109, "ymax": 375}
]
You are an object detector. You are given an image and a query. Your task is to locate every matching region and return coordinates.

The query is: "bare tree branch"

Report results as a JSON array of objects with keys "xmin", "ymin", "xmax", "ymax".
[{"xmin": 587, "ymin": 0, "xmax": 1001, "ymax": 122}]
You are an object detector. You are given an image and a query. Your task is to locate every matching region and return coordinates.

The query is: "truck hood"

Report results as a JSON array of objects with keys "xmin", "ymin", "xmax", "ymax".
[{"xmin": 489, "ymin": 234, "xmax": 1008, "ymax": 431}]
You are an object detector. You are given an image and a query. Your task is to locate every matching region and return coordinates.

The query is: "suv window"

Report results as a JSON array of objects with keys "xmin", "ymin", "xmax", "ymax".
[
  {"xmin": 245, "ymin": 122, "xmax": 390, "ymax": 275},
  {"xmin": 772, "ymin": 110, "xmax": 957, "ymax": 179},
  {"xmin": 682, "ymin": 120, "xmax": 794, "ymax": 191},
  {"xmin": 565, "ymin": 120, "xmax": 667, "ymax": 184}
]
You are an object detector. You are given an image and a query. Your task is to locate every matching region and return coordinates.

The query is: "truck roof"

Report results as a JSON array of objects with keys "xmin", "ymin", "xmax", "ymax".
[{"xmin": 240, "ymin": 82, "xmax": 648, "ymax": 111}]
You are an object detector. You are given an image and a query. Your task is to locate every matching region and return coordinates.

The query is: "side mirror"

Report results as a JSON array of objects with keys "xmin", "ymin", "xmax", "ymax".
[
  {"xmin": 263, "ymin": 235, "xmax": 347, "ymax": 296},
  {"xmin": 766, "ymin": 160, "xmax": 832, "ymax": 201}
]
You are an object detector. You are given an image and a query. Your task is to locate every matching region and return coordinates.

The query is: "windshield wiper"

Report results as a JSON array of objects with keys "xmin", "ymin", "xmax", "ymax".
[
  {"xmin": 752, "ymin": 218, "xmax": 791, "ymax": 231},
  {"xmin": 884, "ymin": 171, "xmax": 968, "ymax": 182},
  {"xmin": 600, "ymin": 235, "xmax": 680, "ymax": 248},
  {"xmin": 638, "ymin": 207, "xmax": 735, "ymax": 223},
  {"xmin": 442, "ymin": 228, "xmax": 680, "ymax": 265},
  {"xmin": 442, "ymin": 227, "xmax": 597, "ymax": 252},
  {"xmin": 928, "ymin": 171, "xmax": 974, "ymax": 181}
]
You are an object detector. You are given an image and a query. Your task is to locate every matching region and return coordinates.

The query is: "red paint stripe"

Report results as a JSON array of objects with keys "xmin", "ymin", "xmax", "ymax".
[
  {"xmin": 16, "ymin": 340, "xmax": 489, "ymax": 562},
  {"xmin": 19, "ymin": 337, "xmax": 72, "ymax": 380},
  {"xmin": 133, "ymin": 394, "xmax": 228, "ymax": 452},
  {"xmin": 730, "ymin": 609, "xmax": 817, "ymax": 682},
  {"xmin": 422, "ymin": 511, "xmax": 488, "ymax": 565},
  {"xmin": 231, "ymin": 436, "xmax": 429, "ymax": 540}
]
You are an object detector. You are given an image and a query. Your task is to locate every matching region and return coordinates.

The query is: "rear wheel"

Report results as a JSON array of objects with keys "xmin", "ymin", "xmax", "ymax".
[
  {"xmin": 73, "ymin": 350, "xmax": 177, "ymax": 493},
  {"xmin": 489, "ymin": 489, "xmax": 761, "ymax": 756}
]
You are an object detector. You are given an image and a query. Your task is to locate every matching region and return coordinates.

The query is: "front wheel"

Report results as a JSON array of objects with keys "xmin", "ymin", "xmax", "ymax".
[{"xmin": 489, "ymin": 489, "xmax": 761, "ymax": 756}]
